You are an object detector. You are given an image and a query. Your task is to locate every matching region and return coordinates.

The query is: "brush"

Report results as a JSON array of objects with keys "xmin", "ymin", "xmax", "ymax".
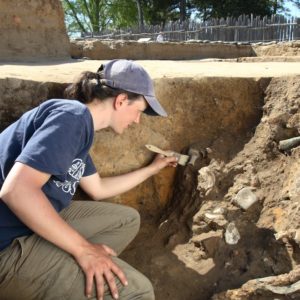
[{"xmin": 145, "ymin": 144, "xmax": 190, "ymax": 166}]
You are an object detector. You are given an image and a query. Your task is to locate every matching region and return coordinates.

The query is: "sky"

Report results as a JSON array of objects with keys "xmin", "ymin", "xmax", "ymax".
[{"xmin": 285, "ymin": 2, "xmax": 300, "ymax": 17}]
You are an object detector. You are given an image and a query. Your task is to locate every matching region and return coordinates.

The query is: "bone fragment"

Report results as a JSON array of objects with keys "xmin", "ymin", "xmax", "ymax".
[{"xmin": 279, "ymin": 136, "xmax": 300, "ymax": 151}]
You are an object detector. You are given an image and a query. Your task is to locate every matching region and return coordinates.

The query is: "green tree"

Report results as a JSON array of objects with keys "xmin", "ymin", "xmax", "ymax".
[
  {"xmin": 142, "ymin": 0, "xmax": 176, "ymax": 26},
  {"xmin": 106, "ymin": 0, "xmax": 138, "ymax": 29},
  {"xmin": 191, "ymin": 0, "xmax": 288, "ymax": 20},
  {"xmin": 62, "ymin": 0, "xmax": 138, "ymax": 34},
  {"xmin": 62, "ymin": 0, "xmax": 296, "ymax": 35},
  {"xmin": 135, "ymin": 0, "xmax": 145, "ymax": 30},
  {"xmin": 142, "ymin": 0, "xmax": 193, "ymax": 26},
  {"xmin": 63, "ymin": 0, "xmax": 106, "ymax": 33}
]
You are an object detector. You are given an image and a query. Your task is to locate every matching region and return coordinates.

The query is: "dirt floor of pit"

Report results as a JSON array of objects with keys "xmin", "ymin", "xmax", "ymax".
[{"xmin": 1, "ymin": 59, "xmax": 300, "ymax": 300}]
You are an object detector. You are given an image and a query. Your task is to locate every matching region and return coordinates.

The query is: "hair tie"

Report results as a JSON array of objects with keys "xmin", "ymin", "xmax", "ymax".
[
  {"xmin": 97, "ymin": 64, "xmax": 104, "ymax": 73},
  {"xmin": 96, "ymin": 73, "xmax": 101, "ymax": 86}
]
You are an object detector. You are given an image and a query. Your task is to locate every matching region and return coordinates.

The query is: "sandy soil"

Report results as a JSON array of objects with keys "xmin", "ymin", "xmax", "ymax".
[
  {"xmin": 1, "ymin": 58, "xmax": 300, "ymax": 300},
  {"xmin": 121, "ymin": 74, "xmax": 300, "ymax": 300},
  {"xmin": 1, "ymin": 59, "xmax": 300, "ymax": 81}
]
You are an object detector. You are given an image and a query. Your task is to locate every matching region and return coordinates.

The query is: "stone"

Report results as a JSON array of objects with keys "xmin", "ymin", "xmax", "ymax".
[
  {"xmin": 233, "ymin": 187, "xmax": 258, "ymax": 210},
  {"xmin": 225, "ymin": 222, "xmax": 240, "ymax": 245},
  {"xmin": 197, "ymin": 166, "xmax": 216, "ymax": 196}
]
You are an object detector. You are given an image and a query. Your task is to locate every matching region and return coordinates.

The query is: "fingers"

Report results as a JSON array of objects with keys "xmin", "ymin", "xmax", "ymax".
[
  {"xmin": 77, "ymin": 242, "xmax": 127, "ymax": 300},
  {"xmin": 111, "ymin": 262, "xmax": 128, "ymax": 287},
  {"xmin": 162, "ymin": 156, "xmax": 178, "ymax": 167},
  {"xmin": 95, "ymin": 272, "xmax": 105, "ymax": 300},
  {"xmin": 82, "ymin": 248, "xmax": 127, "ymax": 300},
  {"xmin": 155, "ymin": 154, "xmax": 178, "ymax": 163},
  {"xmin": 169, "ymin": 161, "xmax": 178, "ymax": 167},
  {"xmin": 150, "ymin": 154, "xmax": 178, "ymax": 174},
  {"xmin": 85, "ymin": 272, "xmax": 94, "ymax": 299},
  {"xmin": 92, "ymin": 262, "xmax": 127, "ymax": 300},
  {"xmin": 104, "ymin": 270, "xmax": 119, "ymax": 299}
]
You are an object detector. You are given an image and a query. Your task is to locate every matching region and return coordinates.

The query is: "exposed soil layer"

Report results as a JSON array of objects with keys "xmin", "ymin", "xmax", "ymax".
[
  {"xmin": 1, "ymin": 61, "xmax": 300, "ymax": 300},
  {"xmin": 121, "ymin": 75, "xmax": 300, "ymax": 300},
  {"xmin": 1, "ymin": 0, "xmax": 300, "ymax": 298},
  {"xmin": 0, "ymin": 0, "xmax": 69, "ymax": 61},
  {"xmin": 70, "ymin": 39, "xmax": 300, "ymax": 61}
]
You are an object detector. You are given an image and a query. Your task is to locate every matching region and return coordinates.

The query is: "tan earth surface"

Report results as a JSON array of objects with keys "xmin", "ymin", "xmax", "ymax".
[
  {"xmin": 1, "ymin": 59, "xmax": 300, "ymax": 81},
  {"xmin": 2, "ymin": 1, "xmax": 300, "ymax": 299},
  {"xmin": 2, "ymin": 59, "xmax": 300, "ymax": 300}
]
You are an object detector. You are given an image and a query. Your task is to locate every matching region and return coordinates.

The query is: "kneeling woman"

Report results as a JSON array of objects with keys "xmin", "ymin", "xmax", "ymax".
[{"xmin": 0, "ymin": 60, "xmax": 177, "ymax": 300}]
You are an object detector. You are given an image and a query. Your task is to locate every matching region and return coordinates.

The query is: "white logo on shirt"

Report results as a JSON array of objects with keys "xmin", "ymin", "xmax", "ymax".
[{"xmin": 53, "ymin": 158, "xmax": 86, "ymax": 195}]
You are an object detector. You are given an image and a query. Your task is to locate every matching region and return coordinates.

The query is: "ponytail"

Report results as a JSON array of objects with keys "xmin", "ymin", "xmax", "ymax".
[{"xmin": 64, "ymin": 71, "xmax": 141, "ymax": 104}]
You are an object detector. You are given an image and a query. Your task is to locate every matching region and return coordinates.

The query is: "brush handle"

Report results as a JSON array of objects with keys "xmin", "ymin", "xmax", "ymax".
[{"xmin": 145, "ymin": 144, "xmax": 174, "ymax": 157}]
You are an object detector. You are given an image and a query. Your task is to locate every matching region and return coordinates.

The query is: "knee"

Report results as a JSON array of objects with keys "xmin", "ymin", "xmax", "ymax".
[
  {"xmin": 125, "ymin": 270, "xmax": 155, "ymax": 300},
  {"xmin": 124, "ymin": 206, "xmax": 140, "ymax": 234},
  {"xmin": 135, "ymin": 274, "xmax": 155, "ymax": 300}
]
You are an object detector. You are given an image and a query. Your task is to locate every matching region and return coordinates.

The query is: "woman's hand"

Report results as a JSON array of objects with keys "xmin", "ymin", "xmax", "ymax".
[
  {"xmin": 148, "ymin": 153, "xmax": 178, "ymax": 175},
  {"xmin": 74, "ymin": 243, "xmax": 127, "ymax": 300}
]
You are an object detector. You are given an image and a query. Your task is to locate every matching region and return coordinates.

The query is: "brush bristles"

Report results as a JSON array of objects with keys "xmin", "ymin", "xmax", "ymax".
[{"xmin": 177, "ymin": 154, "xmax": 190, "ymax": 166}]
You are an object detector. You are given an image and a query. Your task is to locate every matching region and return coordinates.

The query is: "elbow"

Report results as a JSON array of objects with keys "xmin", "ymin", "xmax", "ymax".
[
  {"xmin": 88, "ymin": 192, "xmax": 106, "ymax": 201},
  {"xmin": 0, "ymin": 186, "xmax": 16, "ymax": 205},
  {"xmin": 1, "ymin": 180, "xmax": 29, "ymax": 205},
  {"xmin": 78, "ymin": 187, "xmax": 101, "ymax": 201}
]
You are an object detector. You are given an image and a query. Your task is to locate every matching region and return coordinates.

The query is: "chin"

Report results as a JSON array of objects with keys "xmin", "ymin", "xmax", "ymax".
[
  {"xmin": 113, "ymin": 127, "xmax": 124, "ymax": 135},
  {"xmin": 111, "ymin": 124, "xmax": 127, "ymax": 135}
]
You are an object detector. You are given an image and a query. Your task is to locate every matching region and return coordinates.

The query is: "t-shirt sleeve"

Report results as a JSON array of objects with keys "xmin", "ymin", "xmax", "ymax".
[
  {"xmin": 83, "ymin": 154, "xmax": 97, "ymax": 177},
  {"xmin": 16, "ymin": 111, "xmax": 87, "ymax": 176}
]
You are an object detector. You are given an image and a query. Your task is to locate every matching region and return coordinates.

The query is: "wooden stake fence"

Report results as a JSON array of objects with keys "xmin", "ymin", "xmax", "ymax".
[{"xmin": 80, "ymin": 14, "xmax": 300, "ymax": 43}]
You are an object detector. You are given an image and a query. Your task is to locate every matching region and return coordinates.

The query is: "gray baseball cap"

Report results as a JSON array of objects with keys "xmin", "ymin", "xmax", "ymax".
[{"xmin": 97, "ymin": 59, "xmax": 167, "ymax": 117}]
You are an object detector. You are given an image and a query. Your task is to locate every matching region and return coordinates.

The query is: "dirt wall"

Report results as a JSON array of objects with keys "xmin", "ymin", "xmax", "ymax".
[
  {"xmin": 70, "ymin": 39, "xmax": 300, "ymax": 60},
  {"xmin": 121, "ymin": 75, "xmax": 300, "ymax": 300},
  {"xmin": 0, "ymin": 76, "xmax": 265, "ymax": 216},
  {"xmin": 252, "ymin": 40, "xmax": 300, "ymax": 56},
  {"xmin": 70, "ymin": 39, "xmax": 255, "ymax": 60},
  {"xmin": 0, "ymin": 0, "xmax": 70, "ymax": 61},
  {"xmin": 2, "ymin": 63, "xmax": 300, "ymax": 299},
  {"xmin": 71, "ymin": 39, "xmax": 254, "ymax": 60}
]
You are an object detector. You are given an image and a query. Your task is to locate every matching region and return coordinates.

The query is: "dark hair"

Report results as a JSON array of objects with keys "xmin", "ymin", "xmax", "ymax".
[{"xmin": 64, "ymin": 71, "xmax": 141, "ymax": 104}]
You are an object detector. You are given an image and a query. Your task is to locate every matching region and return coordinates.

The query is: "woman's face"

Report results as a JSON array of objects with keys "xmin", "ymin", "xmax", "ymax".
[{"xmin": 112, "ymin": 95, "xmax": 148, "ymax": 134}]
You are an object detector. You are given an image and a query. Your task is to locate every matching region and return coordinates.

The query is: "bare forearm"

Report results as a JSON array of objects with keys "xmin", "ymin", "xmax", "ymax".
[
  {"xmin": 1, "ymin": 186, "xmax": 88, "ymax": 258},
  {"xmin": 96, "ymin": 164, "xmax": 156, "ymax": 199},
  {"xmin": 80, "ymin": 154, "xmax": 178, "ymax": 201}
]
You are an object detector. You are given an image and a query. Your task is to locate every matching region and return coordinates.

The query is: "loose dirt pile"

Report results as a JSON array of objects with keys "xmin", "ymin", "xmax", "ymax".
[{"xmin": 121, "ymin": 75, "xmax": 300, "ymax": 300}]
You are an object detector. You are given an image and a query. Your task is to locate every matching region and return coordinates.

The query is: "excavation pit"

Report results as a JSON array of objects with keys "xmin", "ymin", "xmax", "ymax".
[{"xmin": 1, "ymin": 60, "xmax": 300, "ymax": 299}]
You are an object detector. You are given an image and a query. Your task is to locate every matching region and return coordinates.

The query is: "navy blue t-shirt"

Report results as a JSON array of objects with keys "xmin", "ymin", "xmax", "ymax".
[{"xmin": 0, "ymin": 99, "xmax": 97, "ymax": 251}]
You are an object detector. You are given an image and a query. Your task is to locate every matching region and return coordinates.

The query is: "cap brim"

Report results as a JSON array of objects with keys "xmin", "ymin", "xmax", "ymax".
[{"xmin": 144, "ymin": 95, "xmax": 168, "ymax": 117}]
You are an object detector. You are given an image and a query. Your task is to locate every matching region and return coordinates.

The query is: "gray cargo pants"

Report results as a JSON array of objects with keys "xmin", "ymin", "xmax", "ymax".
[{"xmin": 0, "ymin": 201, "xmax": 154, "ymax": 300}]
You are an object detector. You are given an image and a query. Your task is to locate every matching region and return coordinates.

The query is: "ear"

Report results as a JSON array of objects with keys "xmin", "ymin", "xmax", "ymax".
[{"xmin": 114, "ymin": 93, "xmax": 128, "ymax": 110}]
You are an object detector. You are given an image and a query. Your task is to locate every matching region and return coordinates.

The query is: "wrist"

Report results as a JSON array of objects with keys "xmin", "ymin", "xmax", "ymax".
[
  {"xmin": 145, "ymin": 163, "xmax": 160, "ymax": 176},
  {"xmin": 71, "ymin": 237, "xmax": 91, "ymax": 260}
]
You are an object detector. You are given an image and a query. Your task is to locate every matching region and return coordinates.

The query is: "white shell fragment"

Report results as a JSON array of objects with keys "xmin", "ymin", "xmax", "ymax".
[
  {"xmin": 204, "ymin": 212, "xmax": 224, "ymax": 220},
  {"xmin": 197, "ymin": 166, "xmax": 216, "ymax": 195},
  {"xmin": 225, "ymin": 222, "xmax": 240, "ymax": 245},
  {"xmin": 234, "ymin": 187, "xmax": 258, "ymax": 210}
]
